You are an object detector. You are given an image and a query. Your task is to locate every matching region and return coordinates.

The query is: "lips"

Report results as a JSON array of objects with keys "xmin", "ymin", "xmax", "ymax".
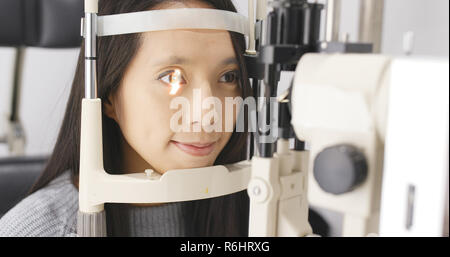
[{"xmin": 171, "ymin": 140, "xmax": 216, "ymax": 156}]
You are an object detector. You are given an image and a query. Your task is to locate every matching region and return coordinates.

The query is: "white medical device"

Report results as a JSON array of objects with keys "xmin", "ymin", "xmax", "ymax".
[
  {"xmin": 78, "ymin": 0, "xmax": 449, "ymax": 237},
  {"xmin": 292, "ymin": 54, "xmax": 449, "ymax": 236}
]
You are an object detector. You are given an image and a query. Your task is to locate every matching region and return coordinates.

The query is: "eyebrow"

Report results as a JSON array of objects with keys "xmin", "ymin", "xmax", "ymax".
[{"xmin": 153, "ymin": 55, "xmax": 238, "ymax": 67}]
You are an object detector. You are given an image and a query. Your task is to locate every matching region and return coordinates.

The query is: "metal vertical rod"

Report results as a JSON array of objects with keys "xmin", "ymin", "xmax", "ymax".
[
  {"xmin": 325, "ymin": 0, "xmax": 341, "ymax": 42},
  {"xmin": 248, "ymin": 0, "xmax": 267, "ymax": 159},
  {"xmin": 358, "ymin": 0, "xmax": 384, "ymax": 53},
  {"xmin": 247, "ymin": 0, "xmax": 257, "ymax": 54},
  {"xmin": 10, "ymin": 47, "xmax": 25, "ymax": 122},
  {"xmin": 84, "ymin": 12, "xmax": 98, "ymax": 99},
  {"xmin": 247, "ymin": 78, "xmax": 260, "ymax": 160},
  {"xmin": 78, "ymin": 0, "xmax": 105, "ymax": 237}
]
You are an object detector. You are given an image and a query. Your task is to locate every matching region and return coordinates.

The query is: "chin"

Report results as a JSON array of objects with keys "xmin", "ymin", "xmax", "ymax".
[{"xmin": 173, "ymin": 157, "xmax": 216, "ymax": 170}]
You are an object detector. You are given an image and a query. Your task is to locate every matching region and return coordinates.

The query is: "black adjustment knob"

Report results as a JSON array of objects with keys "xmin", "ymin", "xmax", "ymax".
[{"xmin": 313, "ymin": 144, "xmax": 368, "ymax": 195}]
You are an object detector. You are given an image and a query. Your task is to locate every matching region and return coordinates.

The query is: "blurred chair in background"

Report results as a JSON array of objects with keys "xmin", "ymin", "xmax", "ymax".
[{"xmin": 0, "ymin": 0, "xmax": 83, "ymax": 217}]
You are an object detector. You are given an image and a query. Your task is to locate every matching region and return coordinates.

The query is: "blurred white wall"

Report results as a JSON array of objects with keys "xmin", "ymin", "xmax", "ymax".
[
  {"xmin": 0, "ymin": 0, "xmax": 448, "ymax": 157},
  {"xmin": 382, "ymin": 0, "xmax": 449, "ymax": 57},
  {"xmin": 337, "ymin": 0, "xmax": 449, "ymax": 57},
  {"xmin": 0, "ymin": 48, "xmax": 78, "ymax": 156}
]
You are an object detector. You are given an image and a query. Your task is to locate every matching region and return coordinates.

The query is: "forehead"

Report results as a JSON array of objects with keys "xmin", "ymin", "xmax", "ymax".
[
  {"xmin": 140, "ymin": 29, "xmax": 235, "ymax": 62},
  {"xmin": 154, "ymin": 0, "xmax": 215, "ymax": 11}
]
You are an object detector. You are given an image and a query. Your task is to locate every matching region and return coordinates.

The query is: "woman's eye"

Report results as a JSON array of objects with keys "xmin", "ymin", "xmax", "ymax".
[
  {"xmin": 158, "ymin": 69, "xmax": 186, "ymax": 85},
  {"xmin": 219, "ymin": 70, "xmax": 239, "ymax": 84},
  {"xmin": 157, "ymin": 69, "xmax": 186, "ymax": 95}
]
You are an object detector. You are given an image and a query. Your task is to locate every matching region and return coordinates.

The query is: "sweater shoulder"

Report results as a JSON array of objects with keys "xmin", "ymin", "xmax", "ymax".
[{"xmin": 0, "ymin": 170, "xmax": 78, "ymax": 237}]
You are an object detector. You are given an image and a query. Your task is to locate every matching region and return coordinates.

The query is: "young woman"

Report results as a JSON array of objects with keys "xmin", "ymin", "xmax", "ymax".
[{"xmin": 0, "ymin": 0, "xmax": 251, "ymax": 237}]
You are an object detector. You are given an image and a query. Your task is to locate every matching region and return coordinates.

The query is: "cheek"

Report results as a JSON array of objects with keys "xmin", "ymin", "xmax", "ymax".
[
  {"xmin": 214, "ymin": 89, "xmax": 241, "ymax": 154},
  {"xmin": 219, "ymin": 131, "xmax": 234, "ymax": 149},
  {"xmin": 216, "ymin": 87, "xmax": 241, "ymax": 130},
  {"xmin": 115, "ymin": 84, "xmax": 175, "ymax": 155}
]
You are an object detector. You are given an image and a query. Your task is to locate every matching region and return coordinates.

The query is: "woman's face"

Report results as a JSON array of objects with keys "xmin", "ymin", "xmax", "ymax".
[{"xmin": 104, "ymin": 1, "xmax": 241, "ymax": 174}]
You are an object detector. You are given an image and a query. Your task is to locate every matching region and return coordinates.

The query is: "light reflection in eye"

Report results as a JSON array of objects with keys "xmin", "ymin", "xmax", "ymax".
[
  {"xmin": 159, "ymin": 69, "xmax": 184, "ymax": 95},
  {"xmin": 168, "ymin": 69, "xmax": 182, "ymax": 95}
]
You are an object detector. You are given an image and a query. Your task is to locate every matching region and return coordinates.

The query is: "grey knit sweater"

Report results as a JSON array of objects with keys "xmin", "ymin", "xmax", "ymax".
[{"xmin": 0, "ymin": 170, "xmax": 190, "ymax": 237}]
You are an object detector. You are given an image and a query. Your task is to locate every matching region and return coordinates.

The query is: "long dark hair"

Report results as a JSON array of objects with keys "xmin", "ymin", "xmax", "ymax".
[{"xmin": 29, "ymin": 0, "xmax": 251, "ymax": 236}]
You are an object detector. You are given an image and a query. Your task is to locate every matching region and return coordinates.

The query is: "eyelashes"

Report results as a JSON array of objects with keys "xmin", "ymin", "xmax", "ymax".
[
  {"xmin": 158, "ymin": 69, "xmax": 185, "ymax": 95},
  {"xmin": 219, "ymin": 70, "xmax": 240, "ymax": 84},
  {"xmin": 158, "ymin": 69, "xmax": 186, "ymax": 85}
]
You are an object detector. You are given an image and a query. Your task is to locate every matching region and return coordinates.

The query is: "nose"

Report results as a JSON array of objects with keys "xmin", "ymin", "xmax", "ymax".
[{"xmin": 184, "ymin": 80, "xmax": 220, "ymax": 132}]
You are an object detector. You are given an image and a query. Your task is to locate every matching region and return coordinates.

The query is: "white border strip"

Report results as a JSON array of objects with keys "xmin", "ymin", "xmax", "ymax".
[{"xmin": 97, "ymin": 8, "xmax": 249, "ymax": 37}]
